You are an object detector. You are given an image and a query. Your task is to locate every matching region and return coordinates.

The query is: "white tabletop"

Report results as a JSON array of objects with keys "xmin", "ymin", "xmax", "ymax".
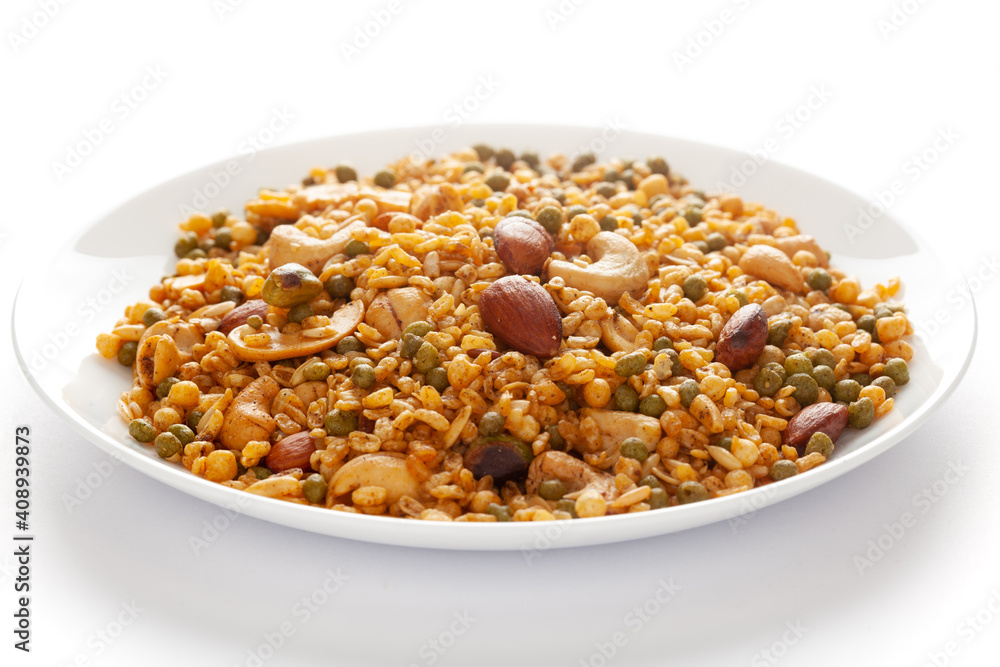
[{"xmin": 2, "ymin": 1, "xmax": 997, "ymax": 665}]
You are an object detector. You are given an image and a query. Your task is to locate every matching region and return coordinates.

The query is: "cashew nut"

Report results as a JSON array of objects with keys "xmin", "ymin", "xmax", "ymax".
[
  {"xmin": 364, "ymin": 287, "xmax": 432, "ymax": 340},
  {"xmin": 220, "ymin": 375, "xmax": 280, "ymax": 451},
  {"xmin": 298, "ymin": 182, "xmax": 359, "ymax": 209},
  {"xmin": 245, "ymin": 475, "xmax": 304, "ymax": 500},
  {"xmin": 265, "ymin": 219, "xmax": 366, "ymax": 274},
  {"xmin": 738, "ymin": 244, "xmax": 805, "ymax": 294},
  {"xmin": 579, "ymin": 408, "xmax": 661, "ymax": 463},
  {"xmin": 546, "ymin": 232, "xmax": 651, "ymax": 303},
  {"xmin": 526, "ymin": 450, "xmax": 616, "ymax": 499},
  {"xmin": 227, "ymin": 300, "xmax": 364, "ymax": 362},
  {"xmin": 136, "ymin": 334, "xmax": 181, "ymax": 391},
  {"xmin": 294, "ymin": 381, "xmax": 328, "ymax": 407},
  {"xmin": 330, "ymin": 453, "xmax": 420, "ymax": 504},
  {"xmin": 411, "ymin": 183, "xmax": 462, "ymax": 220},
  {"xmin": 808, "ymin": 303, "xmax": 853, "ymax": 331},
  {"xmin": 139, "ymin": 320, "xmax": 203, "ymax": 361},
  {"xmin": 364, "ymin": 186, "xmax": 412, "ymax": 215},
  {"xmin": 600, "ymin": 312, "xmax": 640, "ymax": 353},
  {"xmin": 775, "ymin": 235, "xmax": 828, "ymax": 267}
]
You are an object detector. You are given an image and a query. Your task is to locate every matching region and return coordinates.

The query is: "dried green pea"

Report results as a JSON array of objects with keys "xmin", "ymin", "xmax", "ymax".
[
  {"xmin": 117, "ymin": 341, "xmax": 138, "ymax": 366},
  {"xmin": 156, "ymin": 377, "xmax": 179, "ymax": 400},
  {"xmin": 848, "ymin": 397, "xmax": 875, "ymax": 429},
  {"xmin": 400, "ymin": 333, "xmax": 423, "ymax": 359},
  {"xmin": 535, "ymin": 206, "xmax": 563, "ymax": 234},
  {"xmin": 154, "ymin": 432, "xmax": 182, "ymax": 459},
  {"xmin": 425, "ymin": 367, "xmax": 449, "ymax": 393},
  {"xmin": 648, "ymin": 487, "xmax": 669, "ymax": 509},
  {"xmin": 884, "ymin": 358, "xmax": 909, "ymax": 386},
  {"xmin": 413, "ymin": 342, "xmax": 439, "ymax": 374},
  {"xmin": 805, "ymin": 432, "xmax": 834, "ymax": 458},
  {"xmin": 403, "ymin": 321, "xmax": 434, "ymax": 338},
  {"xmin": 174, "ymin": 232, "xmax": 199, "ymax": 258},
  {"xmin": 538, "ymin": 479, "xmax": 567, "ymax": 501},
  {"xmin": 555, "ymin": 499, "xmax": 578, "ymax": 517},
  {"xmin": 768, "ymin": 319, "xmax": 793, "ymax": 347},
  {"xmin": 350, "ymin": 364, "xmax": 376, "ymax": 389},
  {"xmin": 872, "ymin": 375, "xmax": 896, "ymax": 399},
  {"xmin": 639, "ymin": 394, "xmax": 667, "ymax": 418},
  {"xmin": 770, "ymin": 460, "xmax": 798, "ymax": 481},
  {"xmin": 324, "ymin": 274, "xmax": 354, "ymax": 299},
  {"xmin": 615, "ymin": 351, "xmax": 646, "ymax": 377},
  {"xmin": 485, "ymin": 503, "xmax": 512, "ymax": 522},
  {"xmin": 186, "ymin": 410, "xmax": 204, "ymax": 431},
  {"xmin": 615, "ymin": 385, "xmax": 639, "ymax": 412},
  {"xmin": 652, "ymin": 337, "xmax": 674, "ymax": 352},
  {"xmin": 303, "ymin": 362, "xmax": 331, "ymax": 382},
  {"xmin": 676, "ymin": 481, "xmax": 709, "ymax": 504},
  {"xmin": 472, "ymin": 143, "xmax": 494, "ymax": 161},
  {"xmin": 682, "ymin": 274, "xmax": 708, "ymax": 302},
  {"xmin": 485, "ymin": 172, "xmax": 510, "ymax": 192},
  {"xmin": 619, "ymin": 437, "xmax": 649, "ymax": 462},
  {"xmin": 302, "ymin": 473, "xmax": 328, "ymax": 504},
  {"xmin": 706, "ymin": 232, "xmax": 728, "ymax": 252},
  {"xmin": 335, "ymin": 164, "xmax": 357, "ymax": 182},
  {"xmin": 545, "ymin": 425, "xmax": 567, "ymax": 451},
  {"xmin": 337, "ymin": 336, "xmax": 365, "ymax": 355},
  {"xmin": 128, "ymin": 419, "xmax": 156, "ymax": 443},
  {"xmin": 479, "ymin": 412, "xmax": 505, "ymax": 436},
  {"xmin": 495, "ymin": 148, "xmax": 515, "ymax": 170},
  {"xmin": 785, "ymin": 373, "xmax": 819, "ymax": 406},
  {"xmin": 374, "ymin": 169, "xmax": 397, "ymax": 188},
  {"xmin": 677, "ymin": 379, "xmax": 700, "ymax": 408},
  {"xmin": 168, "ymin": 424, "xmax": 195, "ymax": 446},
  {"xmin": 754, "ymin": 365, "xmax": 784, "ymax": 397},
  {"xmin": 287, "ymin": 303, "xmax": 313, "ymax": 324},
  {"xmin": 324, "ymin": 409, "xmax": 357, "ymax": 436},
  {"xmin": 344, "ymin": 239, "xmax": 370, "ymax": 257},
  {"xmin": 214, "ymin": 228, "xmax": 233, "ymax": 251},
  {"xmin": 784, "ymin": 353, "xmax": 813, "ymax": 376},
  {"xmin": 142, "ymin": 308, "xmax": 166, "ymax": 328},
  {"xmin": 834, "ymin": 379, "xmax": 862, "ymax": 404},
  {"xmin": 812, "ymin": 365, "xmax": 837, "ymax": 392},
  {"xmin": 639, "ymin": 475, "xmax": 662, "ymax": 490}
]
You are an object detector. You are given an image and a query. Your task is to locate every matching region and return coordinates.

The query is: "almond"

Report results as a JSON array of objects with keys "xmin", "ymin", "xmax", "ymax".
[
  {"xmin": 494, "ymin": 216, "xmax": 553, "ymax": 275},
  {"xmin": 738, "ymin": 245, "xmax": 805, "ymax": 294},
  {"xmin": 464, "ymin": 435, "xmax": 533, "ymax": 484},
  {"xmin": 479, "ymin": 276, "xmax": 562, "ymax": 358},
  {"xmin": 783, "ymin": 402, "xmax": 849, "ymax": 452},
  {"xmin": 715, "ymin": 304, "xmax": 768, "ymax": 370},
  {"xmin": 264, "ymin": 431, "xmax": 317, "ymax": 473},
  {"xmin": 218, "ymin": 299, "xmax": 269, "ymax": 335}
]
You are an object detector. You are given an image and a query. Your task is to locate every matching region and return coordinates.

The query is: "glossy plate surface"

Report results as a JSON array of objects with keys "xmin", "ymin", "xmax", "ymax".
[{"xmin": 12, "ymin": 125, "xmax": 976, "ymax": 550}]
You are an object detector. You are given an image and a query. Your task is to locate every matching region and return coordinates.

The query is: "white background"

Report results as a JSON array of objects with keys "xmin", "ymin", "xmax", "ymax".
[{"xmin": 2, "ymin": 1, "xmax": 998, "ymax": 665}]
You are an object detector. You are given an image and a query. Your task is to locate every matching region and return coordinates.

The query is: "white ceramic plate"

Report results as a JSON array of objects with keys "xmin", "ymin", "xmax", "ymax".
[{"xmin": 12, "ymin": 125, "xmax": 976, "ymax": 550}]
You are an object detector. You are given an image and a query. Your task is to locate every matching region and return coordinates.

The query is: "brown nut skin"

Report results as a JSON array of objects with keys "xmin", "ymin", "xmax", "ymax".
[
  {"xmin": 264, "ymin": 431, "xmax": 318, "ymax": 473},
  {"xmin": 464, "ymin": 436, "xmax": 533, "ymax": 484},
  {"xmin": 494, "ymin": 216, "xmax": 553, "ymax": 275},
  {"xmin": 218, "ymin": 299, "xmax": 269, "ymax": 335},
  {"xmin": 357, "ymin": 413, "xmax": 376, "ymax": 434},
  {"xmin": 715, "ymin": 304, "xmax": 769, "ymax": 371},
  {"xmin": 783, "ymin": 402, "xmax": 849, "ymax": 453},
  {"xmin": 479, "ymin": 276, "xmax": 562, "ymax": 358}
]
